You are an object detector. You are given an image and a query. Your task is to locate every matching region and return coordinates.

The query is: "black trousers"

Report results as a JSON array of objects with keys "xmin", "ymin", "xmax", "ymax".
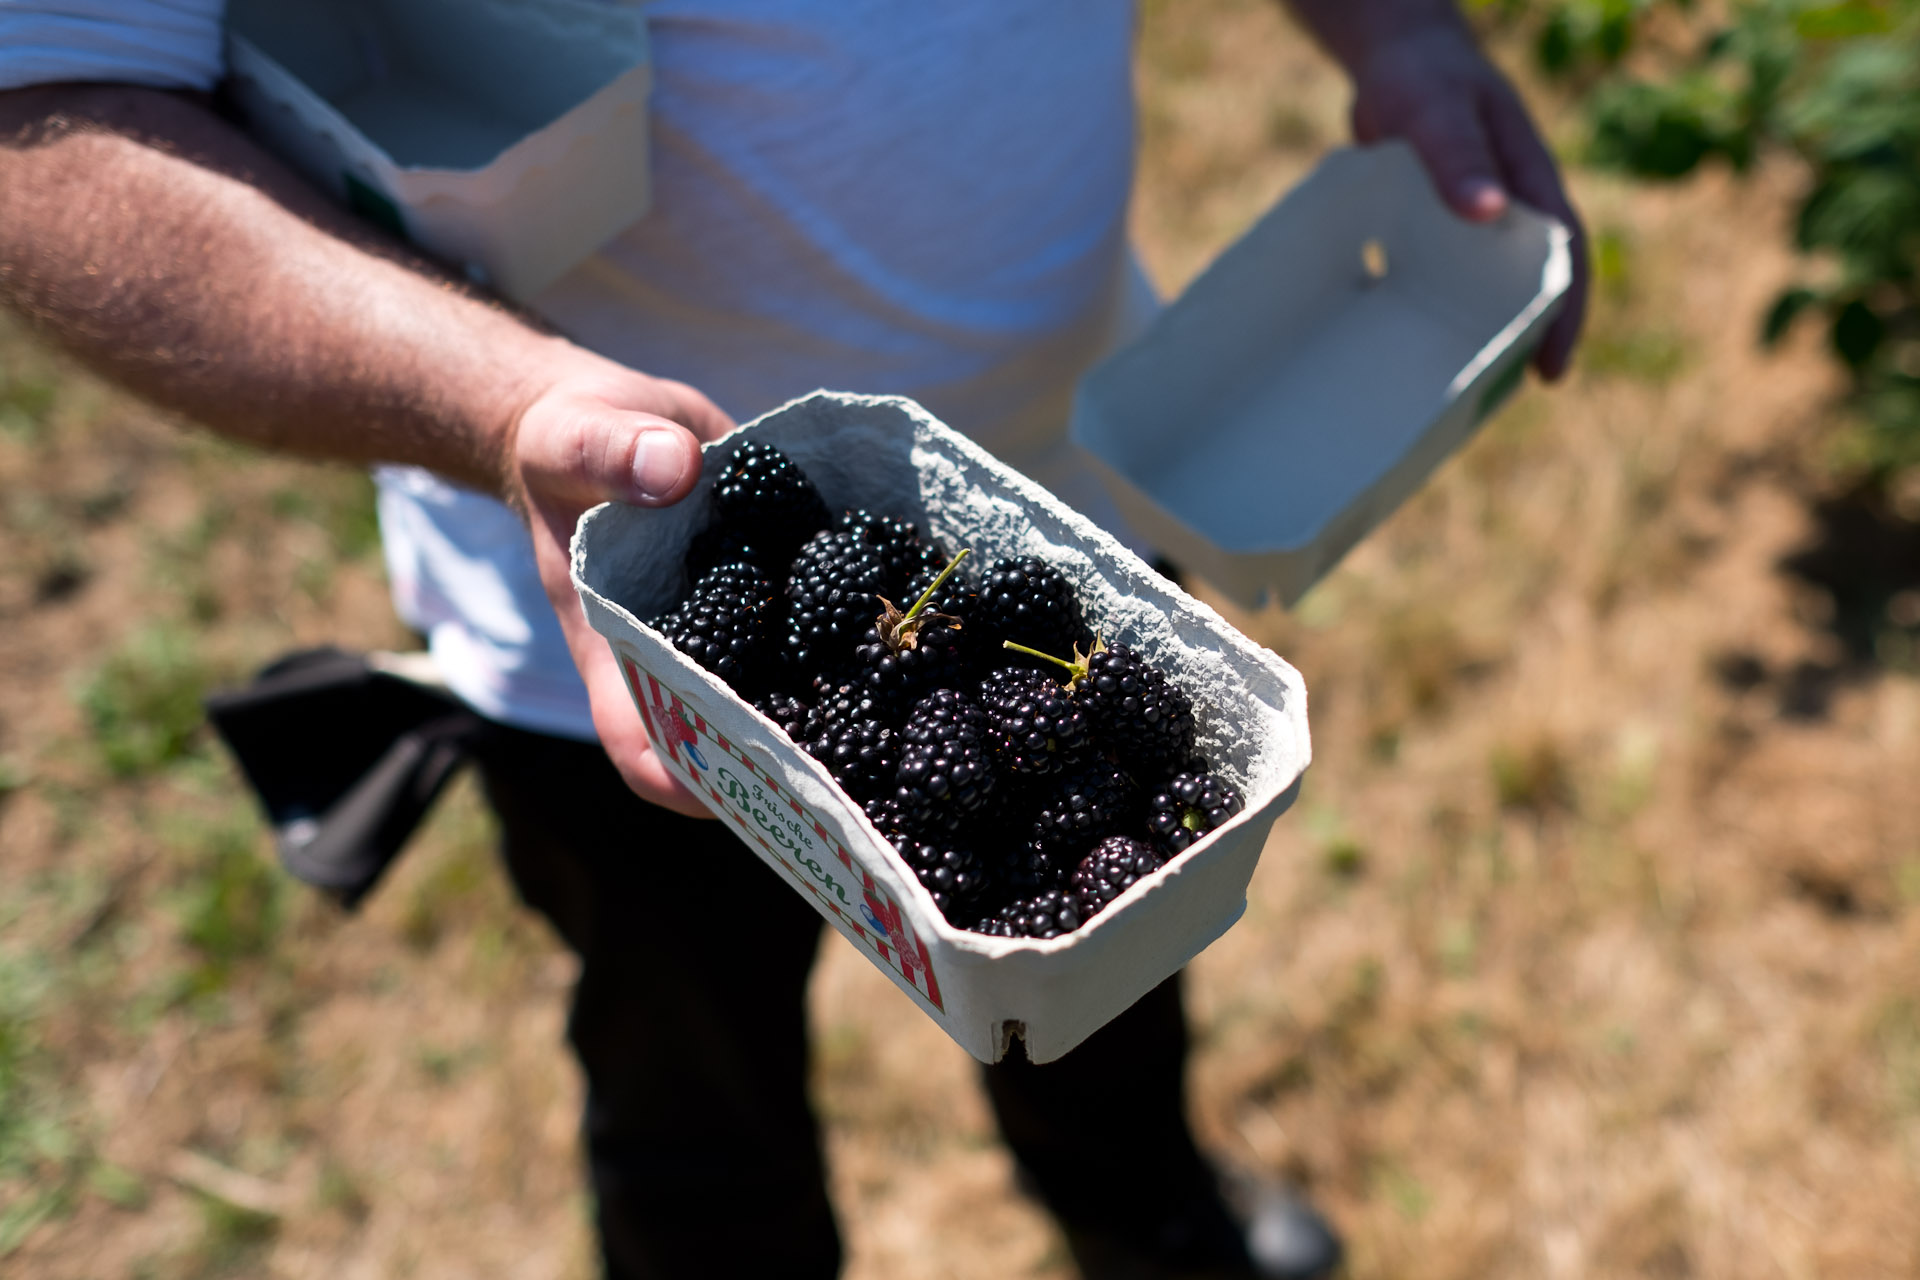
[{"xmin": 473, "ymin": 725, "xmax": 1214, "ymax": 1280}]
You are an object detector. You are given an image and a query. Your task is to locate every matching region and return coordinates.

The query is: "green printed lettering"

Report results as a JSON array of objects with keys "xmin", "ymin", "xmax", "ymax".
[
  {"xmin": 797, "ymin": 856, "xmax": 851, "ymax": 906},
  {"xmin": 754, "ymin": 808, "xmax": 800, "ymax": 853},
  {"xmin": 715, "ymin": 767, "xmax": 753, "ymax": 810}
]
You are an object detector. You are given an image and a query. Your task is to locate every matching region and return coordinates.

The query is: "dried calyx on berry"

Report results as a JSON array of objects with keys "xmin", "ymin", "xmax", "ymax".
[
  {"xmin": 867, "ymin": 550, "xmax": 970, "ymax": 660},
  {"xmin": 854, "ymin": 550, "xmax": 975, "ymax": 712}
]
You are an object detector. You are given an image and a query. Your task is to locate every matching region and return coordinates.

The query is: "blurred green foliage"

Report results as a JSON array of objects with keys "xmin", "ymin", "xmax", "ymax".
[
  {"xmin": 268, "ymin": 472, "xmax": 382, "ymax": 562},
  {"xmin": 76, "ymin": 624, "xmax": 212, "ymax": 777},
  {"xmin": 0, "ymin": 366, "xmax": 56, "ymax": 444},
  {"xmin": 0, "ymin": 948, "xmax": 86, "ymax": 1257},
  {"xmin": 1482, "ymin": 0, "xmax": 1920, "ymax": 477},
  {"xmin": 171, "ymin": 820, "xmax": 284, "ymax": 1003}
]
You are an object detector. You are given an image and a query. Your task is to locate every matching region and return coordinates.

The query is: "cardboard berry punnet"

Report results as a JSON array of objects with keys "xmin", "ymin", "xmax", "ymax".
[{"xmin": 571, "ymin": 393, "xmax": 1310, "ymax": 1064}]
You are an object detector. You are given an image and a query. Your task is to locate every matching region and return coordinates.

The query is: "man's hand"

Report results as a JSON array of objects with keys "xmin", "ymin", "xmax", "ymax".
[
  {"xmin": 1289, "ymin": 3, "xmax": 1588, "ymax": 379},
  {"xmin": 504, "ymin": 354, "xmax": 736, "ymax": 816}
]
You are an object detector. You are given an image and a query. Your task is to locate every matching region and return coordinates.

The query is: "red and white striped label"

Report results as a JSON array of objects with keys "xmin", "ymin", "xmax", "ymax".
[{"xmin": 620, "ymin": 655, "xmax": 945, "ymax": 1014}]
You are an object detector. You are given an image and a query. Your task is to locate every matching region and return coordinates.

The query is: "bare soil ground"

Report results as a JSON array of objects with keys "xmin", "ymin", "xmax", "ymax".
[{"xmin": 4, "ymin": 4, "xmax": 1918, "ymax": 1277}]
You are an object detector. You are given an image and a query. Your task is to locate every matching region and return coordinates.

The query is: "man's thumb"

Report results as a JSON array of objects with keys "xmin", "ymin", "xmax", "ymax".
[
  {"xmin": 520, "ymin": 399, "xmax": 704, "ymax": 509},
  {"xmin": 624, "ymin": 420, "xmax": 703, "ymax": 506}
]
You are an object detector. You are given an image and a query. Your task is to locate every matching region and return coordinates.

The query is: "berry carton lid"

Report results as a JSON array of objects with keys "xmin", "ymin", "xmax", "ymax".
[
  {"xmin": 1070, "ymin": 141, "xmax": 1573, "ymax": 609},
  {"xmin": 223, "ymin": 0, "xmax": 652, "ymax": 302}
]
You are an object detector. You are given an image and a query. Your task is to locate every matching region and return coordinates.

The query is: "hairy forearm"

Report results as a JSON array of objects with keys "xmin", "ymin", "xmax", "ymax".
[
  {"xmin": 1283, "ymin": 0, "xmax": 1471, "ymax": 73},
  {"xmin": 0, "ymin": 84, "xmax": 577, "ymax": 495}
]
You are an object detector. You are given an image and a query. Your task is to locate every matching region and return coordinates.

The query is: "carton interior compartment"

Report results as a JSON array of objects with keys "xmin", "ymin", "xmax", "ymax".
[
  {"xmin": 577, "ymin": 398, "xmax": 1306, "ymax": 829},
  {"xmin": 227, "ymin": 0, "xmax": 639, "ymax": 169},
  {"xmin": 1075, "ymin": 141, "xmax": 1567, "ymax": 554}
]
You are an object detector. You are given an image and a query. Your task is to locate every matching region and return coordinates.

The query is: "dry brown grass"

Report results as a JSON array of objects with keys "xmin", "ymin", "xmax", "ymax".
[{"xmin": 3, "ymin": 3, "xmax": 1919, "ymax": 1277}]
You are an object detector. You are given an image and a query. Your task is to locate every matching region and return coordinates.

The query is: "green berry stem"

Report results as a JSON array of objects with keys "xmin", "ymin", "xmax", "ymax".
[
  {"xmin": 1000, "ymin": 640, "xmax": 1078, "ymax": 673},
  {"xmin": 1000, "ymin": 638, "xmax": 1105, "ymax": 687},
  {"xmin": 904, "ymin": 548, "xmax": 971, "ymax": 622}
]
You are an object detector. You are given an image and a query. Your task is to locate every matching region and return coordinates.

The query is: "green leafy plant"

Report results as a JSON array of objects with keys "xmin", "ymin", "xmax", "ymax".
[{"xmin": 1484, "ymin": 0, "xmax": 1920, "ymax": 476}]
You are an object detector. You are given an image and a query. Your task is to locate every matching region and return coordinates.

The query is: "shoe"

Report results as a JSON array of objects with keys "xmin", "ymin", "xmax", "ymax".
[{"xmin": 1060, "ymin": 1166, "xmax": 1342, "ymax": 1280}]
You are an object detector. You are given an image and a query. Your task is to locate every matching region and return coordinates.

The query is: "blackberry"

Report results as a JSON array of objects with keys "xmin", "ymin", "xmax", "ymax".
[
  {"xmin": 862, "ymin": 793, "xmax": 910, "ymax": 837},
  {"xmin": 999, "ymin": 837, "xmax": 1071, "ymax": 899},
  {"xmin": 686, "ymin": 522, "xmax": 784, "ymax": 579},
  {"xmin": 905, "ymin": 558, "xmax": 980, "ymax": 628},
  {"xmin": 853, "ymin": 551, "xmax": 977, "ymax": 716},
  {"xmin": 803, "ymin": 681, "xmax": 899, "ymax": 801},
  {"xmin": 1027, "ymin": 759, "xmax": 1140, "ymax": 861},
  {"xmin": 1075, "ymin": 643, "xmax": 1197, "ymax": 779},
  {"xmin": 900, "ymin": 557, "xmax": 992, "ymax": 676},
  {"xmin": 978, "ymin": 556, "xmax": 1086, "ymax": 660},
  {"xmin": 976, "ymin": 665, "xmax": 1089, "ymax": 777},
  {"xmin": 711, "ymin": 440, "xmax": 830, "ymax": 545},
  {"xmin": 1000, "ymin": 638, "xmax": 1199, "ymax": 781},
  {"xmin": 974, "ymin": 889, "xmax": 1084, "ymax": 940},
  {"xmin": 783, "ymin": 530, "xmax": 892, "ymax": 677},
  {"xmin": 891, "ymin": 833, "xmax": 993, "ymax": 922},
  {"xmin": 1071, "ymin": 835, "xmax": 1165, "ymax": 919},
  {"xmin": 657, "ymin": 560, "xmax": 778, "ymax": 693},
  {"xmin": 893, "ymin": 688, "xmax": 998, "ymax": 835},
  {"xmin": 1145, "ymin": 771, "xmax": 1245, "ymax": 856},
  {"xmin": 837, "ymin": 509, "xmax": 943, "ymax": 592},
  {"xmin": 750, "ymin": 688, "xmax": 814, "ymax": 742}
]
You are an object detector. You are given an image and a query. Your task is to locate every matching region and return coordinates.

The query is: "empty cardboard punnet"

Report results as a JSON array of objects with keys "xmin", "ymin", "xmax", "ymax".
[
  {"xmin": 223, "ymin": 0, "xmax": 651, "ymax": 301},
  {"xmin": 572, "ymin": 393, "xmax": 1310, "ymax": 1064},
  {"xmin": 1071, "ymin": 141, "xmax": 1573, "ymax": 609}
]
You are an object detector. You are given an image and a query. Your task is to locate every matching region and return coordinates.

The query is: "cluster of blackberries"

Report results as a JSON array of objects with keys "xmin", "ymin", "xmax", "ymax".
[{"xmin": 654, "ymin": 441, "xmax": 1245, "ymax": 938}]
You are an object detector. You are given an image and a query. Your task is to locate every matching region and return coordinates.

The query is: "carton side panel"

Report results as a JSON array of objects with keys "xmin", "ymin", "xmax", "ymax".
[{"xmin": 588, "ymin": 621, "xmax": 1011, "ymax": 1061}]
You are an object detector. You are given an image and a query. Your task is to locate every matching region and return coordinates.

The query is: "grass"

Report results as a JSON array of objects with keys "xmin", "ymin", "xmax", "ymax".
[
  {"xmin": 169, "ymin": 818, "xmax": 284, "ymax": 1003},
  {"xmin": 0, "ymin": 347, "xmax": 58, "ymax": 444},
  {"xmin": 1489, "ymin": 735, "xmax": 1577, "ymax": 815},
  {"xmin": 76, "ymin": 624, "xmax": 214, "ymax": 778},
  {"xmin": 0, "ymin": 947, "xmax": 91, "ymax": 1259},
  {"xmin": 185, "ymin": 1193, "xmax": 278, "ymax": 1278}
]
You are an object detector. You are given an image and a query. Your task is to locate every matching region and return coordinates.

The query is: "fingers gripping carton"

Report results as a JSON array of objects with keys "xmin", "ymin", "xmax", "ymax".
[{"xmin": 572, "ymin": 393, "xmax": 1310, "ymax": 1064}]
